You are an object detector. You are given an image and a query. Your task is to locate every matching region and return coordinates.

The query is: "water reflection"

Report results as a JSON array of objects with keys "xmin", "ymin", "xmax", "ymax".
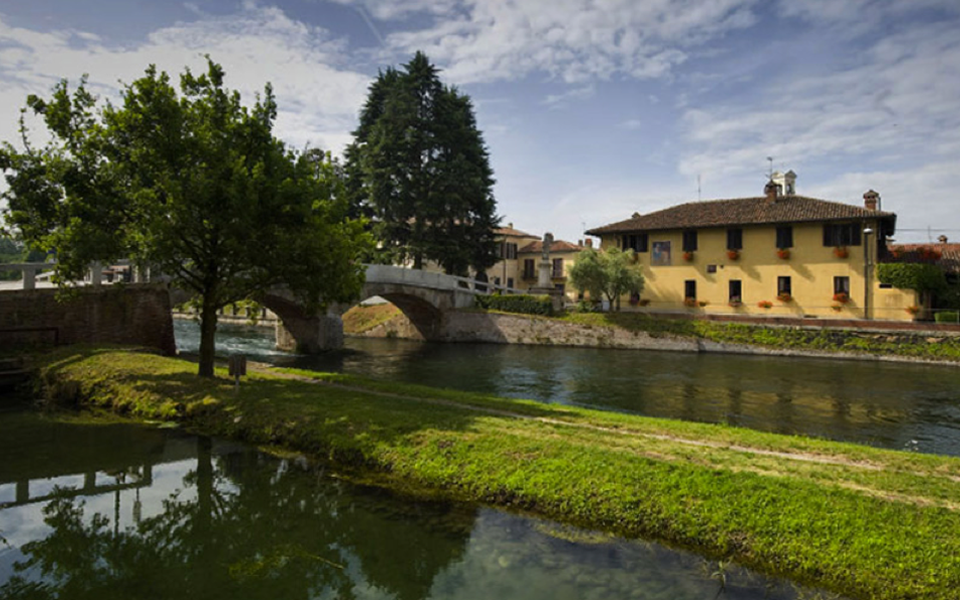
[
  {"xmin": 175, "ymin": 320, "xmax": 960, "ymax": 456},
  {"xmin": 0, "ymin": 410, "xmax": 845, "ymax": 600}
]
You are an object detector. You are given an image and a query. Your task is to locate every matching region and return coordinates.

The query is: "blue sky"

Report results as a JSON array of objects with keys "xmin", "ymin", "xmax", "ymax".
[{"xmin": 2, "ymin": 0, "xmax": 959, "ymax": 244}]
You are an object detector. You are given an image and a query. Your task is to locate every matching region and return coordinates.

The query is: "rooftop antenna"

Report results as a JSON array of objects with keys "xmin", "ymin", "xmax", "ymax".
[
  {"xmin": 697, "ymin": 174, "xmax": 702, "ymax": 201},
  {"xmin": 767, "ymin": 156, "xmax": 773, "ymax": 179}
]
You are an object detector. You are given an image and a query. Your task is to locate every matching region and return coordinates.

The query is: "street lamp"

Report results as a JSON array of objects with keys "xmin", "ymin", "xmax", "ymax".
[{"xmin": 863, "ymin": 227, "xmax": 874, "ymax": 320}]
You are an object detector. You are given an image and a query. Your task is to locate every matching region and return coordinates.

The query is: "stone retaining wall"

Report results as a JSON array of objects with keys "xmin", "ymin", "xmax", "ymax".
[
  {"xmin": 0, "ymin": 284, "xmax": 176, "ymax": 355},
  {"xmin": 351, "ymin": 309, "xmax": 959, "ymax": 366}
]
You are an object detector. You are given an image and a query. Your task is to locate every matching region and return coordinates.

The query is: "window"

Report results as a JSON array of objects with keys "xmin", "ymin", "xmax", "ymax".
[
  {"xmin": 552, "ymin": 258, "xmax": 564, "ymax": 278},
  {"xmin": 523, "ymin": 259, "xmax": 536, "ymax": 279},
  {"xmin": 554, "ymin": 284, "xmax": 565, "ymax": 294},
  {"xmin": 823, "ymin": 224, "xmax": 862, "ymax": 247},
  {"xmin": 493, "ymin": 277, "xmax": 501, "ymax": 287},
  {"xmin": 729, "ymin": 280, "xmax": 742, "ymax": 302},
  {"xmin": 622, "ymin": 233, "xmax": 649, "ymax": 253},
  {"xmin": 507, "ymin": 277, "xmax": 514, "ymax": 289},
  {"xmin": 684, "ymin": 280, "xmax": 697, "ymax": 299},
  {"xmin": 727, "ymin": 228, "xmax": 743, "ymax": 250},
  {"xmin": 778, "ymin": 276, "xmax": 792, "ymax": 296},
  {"xmin": 834, "ymin": 276, "xmax": 850, "ymax": 295},
  {"xmin": 499, "ymin": 242, "xmax": 518, "ymax": 260},
  {"xmin": 682, "ymin": 230, "xmax": 698, "ymax": 252},
  {"xmin": 776, "ymin": 226, "xmax": 793, "ymax": 249}
]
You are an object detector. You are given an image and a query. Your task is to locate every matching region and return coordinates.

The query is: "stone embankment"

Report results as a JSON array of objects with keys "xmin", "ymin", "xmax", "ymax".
[{"xmin": 350, "ymin": 307, "xmax": 960, "ymax": 365}]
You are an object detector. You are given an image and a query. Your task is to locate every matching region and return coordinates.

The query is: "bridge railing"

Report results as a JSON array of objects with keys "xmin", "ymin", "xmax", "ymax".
[
  {"xmin": 0, "ymin": 260, "xmax": 149, "ymax": 291},
  {"xmin": 362, "ymin": 264, "xmax": 526, "ymax": 296}
]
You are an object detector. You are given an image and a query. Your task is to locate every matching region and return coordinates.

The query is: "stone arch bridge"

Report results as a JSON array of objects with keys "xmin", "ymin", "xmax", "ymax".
[
  {"xmin": 1, "ymin": 262, "xmax": 508, "ymax": 353},
  {"xmin": 263, "ymin": 264, "xmax": 488, "ymax": 352}
]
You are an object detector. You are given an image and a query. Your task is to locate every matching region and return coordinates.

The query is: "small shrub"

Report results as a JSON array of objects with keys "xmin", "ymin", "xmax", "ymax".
[
  {"xmin": 935, "ymin": 311, "xmax": 959, "ymax": 323},
  {"xmin": 476, "ymin": 293, "xmax": 554, "ymax": 316}
]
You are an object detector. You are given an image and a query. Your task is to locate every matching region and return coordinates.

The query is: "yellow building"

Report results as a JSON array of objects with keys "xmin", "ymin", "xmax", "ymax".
[
  {"xmin": 586, "ymin": 175, "xmax": 919, "ymax": 321},
  {"xmin": 487, "ymin": 224, "xmax": 586, "ymax": 302}
]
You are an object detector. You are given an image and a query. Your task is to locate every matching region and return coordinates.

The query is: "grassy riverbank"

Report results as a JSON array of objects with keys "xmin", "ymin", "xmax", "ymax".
[
  {"xmin": 35, "ymin": 346, "xmax": 960, "ymax": 600},
  {"xmin": 565, "ymin": 311, "xmax": 960, "ymax": 362}
]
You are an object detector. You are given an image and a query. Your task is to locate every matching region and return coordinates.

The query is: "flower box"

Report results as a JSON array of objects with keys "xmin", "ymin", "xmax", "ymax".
[
  {"xmin": 757, "ymin": 300, "xmax": 773, "ymax": 309},
  {"xmin": 683, "ymin": 297, "xmax": 698, "ymax": 307},
  {"xmin": 727, "ymin": 249, "xmax": 740, "ymax": 260},
  {"xmin": 682, "ymin": 251, "xmax": 695, "ymax": 262},
  {"xmin": 832, "ymin": 292, "xmax": 849, "ymax": 304},
  {"xmin": 833, "ymin": 246, "xmax": 849, "ymax": 259},
  {"xmin": 831, "ymin": 303, "xmax": 843, "ymax": 312},
  {"xmin": 906, "ymin": 305, "xmax": 921, "ymax": 315},
  {"xmin": 698, "ymin": 300, "xmax": 709, "ymax": 308},
  {"xmin": 777, "ymin": 293, "xmax": 792, "ymax": 303},
  {"xmin": 728, "ymin": 298, "xmax": 742, "ymax": 308},
  {"xmin": 777, "ymin": 248, "xmax": 790, "ymax": 260}
]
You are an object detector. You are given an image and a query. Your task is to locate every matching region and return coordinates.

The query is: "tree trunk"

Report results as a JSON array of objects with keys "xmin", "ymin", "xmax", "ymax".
[{"xmin": 198, "ymin": 299, "xmax": 219, "ymax": 377}]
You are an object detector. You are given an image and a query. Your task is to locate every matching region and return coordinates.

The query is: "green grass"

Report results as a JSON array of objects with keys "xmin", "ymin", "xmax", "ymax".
[
  {"xmin": 562, "ymin": 311, "xmax": 960, "ymax": 362},
  {"xmin": 33, "ymin": 346, "xmax": 960, "ymax": 600},
  {"xmin": 341, "ymin": 303, "xmax": 403, "ymax": 334}
]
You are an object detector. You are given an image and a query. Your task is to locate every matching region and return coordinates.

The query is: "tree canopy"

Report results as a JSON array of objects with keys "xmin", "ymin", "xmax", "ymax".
[
  {"xmin": 568, "ymin": 247, "xmax": 645, "ymax": 311},
  {"xmin": 344, "ymin": 52, "xmax": 500, "ymax": 276},
  {"xmin": 0, "ymin": 60, "xmax": 371, "ymax": 376}
]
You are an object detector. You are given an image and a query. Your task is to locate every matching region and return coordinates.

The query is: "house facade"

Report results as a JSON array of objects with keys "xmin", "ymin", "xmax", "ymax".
[
  {"xmin": 487, "ymin": 225, "xmax": 585, "ymax": 302},
  {"xmin": 586, "ymin": 173, "xmax": 919, "ymax": 320}
]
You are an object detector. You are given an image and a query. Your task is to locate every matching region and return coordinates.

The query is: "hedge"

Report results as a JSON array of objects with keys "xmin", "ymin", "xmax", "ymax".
[
  {"xmin": 876, "ymin": 263, "xmax": 946, "ymax": 292},
  {"xmin": 935, "ymin": 311, "xmax": 959, "ymax": 324},
  {"xmin": 475, "ymin": 293, "xmax": 554, "ymax": 316}
]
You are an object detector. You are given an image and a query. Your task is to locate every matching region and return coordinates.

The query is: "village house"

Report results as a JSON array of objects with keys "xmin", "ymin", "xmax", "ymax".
[
  {"xmin": 487, "ymin": 224, "xmax": 586, "ymax": 302},
  {"xmin": 586, "ymin": 172, "xmax": 919, "ymax": 320}
]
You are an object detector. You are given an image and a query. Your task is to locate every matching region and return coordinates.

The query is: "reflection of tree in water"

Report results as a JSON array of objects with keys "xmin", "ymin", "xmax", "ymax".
[{"xmin": 2, "ymin": 439, "xmax": 476, "ymax": 600}]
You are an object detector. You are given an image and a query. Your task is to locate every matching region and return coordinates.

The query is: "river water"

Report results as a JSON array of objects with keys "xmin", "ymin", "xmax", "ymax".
[
  {"xmin": 175, "ymin": 319, "xmax": 960, "ymax": 457},
  {"xmin": 0, "ymin": 408, "xmax": 844, "ymax": 600}
]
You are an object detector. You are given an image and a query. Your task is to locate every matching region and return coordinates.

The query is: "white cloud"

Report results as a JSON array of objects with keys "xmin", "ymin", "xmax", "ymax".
[
  {"xmin": 376, "ymin": 0, "xmax": 760, "ymax": 84},
  {"xmin": 542, "ymin": 84, "xmax": 595, "ymax": 108},
  {"xmin": 620, "ymin": 119, "xmax": 642, "ymax": 130},
  {"xmin": 328, "ymin": 0, "xmax": 460, "ymax": 21},
  {"xmin": 677, "ymin": 19, "xmax": 960, "ymax": 182},
  {"xmin": 0, "ymin": 4, "xmax": 372, "ymax": 155}
]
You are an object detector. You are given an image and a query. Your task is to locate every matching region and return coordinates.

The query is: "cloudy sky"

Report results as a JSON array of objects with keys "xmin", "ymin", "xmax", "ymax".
[{"xmin": 1, "ymin": 0, "xmax": 958, "ymax": 244}]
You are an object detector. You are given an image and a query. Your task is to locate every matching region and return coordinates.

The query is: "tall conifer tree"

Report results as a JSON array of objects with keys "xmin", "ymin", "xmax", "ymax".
[{"xmin": 345, "ymin": 52, "xmax": 499, "ymax": 276}]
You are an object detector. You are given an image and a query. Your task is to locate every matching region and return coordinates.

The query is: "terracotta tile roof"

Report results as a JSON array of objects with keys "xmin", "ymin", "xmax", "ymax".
[
  {"xmin": 495, "ymin": 226, "xmax": 538, "ymax": 238},
  {"xmin": 886, "ymin": 243, "xmax": 960, "ymax": 274},
  {"xmin": 519, "ymin": 239, "xmax": 583, "ymax": 254},
  {"xmin": 586, "ymin": 195, "xmax": 896, "ymax": 235}
]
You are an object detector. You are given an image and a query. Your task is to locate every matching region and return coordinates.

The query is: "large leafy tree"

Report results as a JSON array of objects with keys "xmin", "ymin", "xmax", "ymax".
[
  {"xmin": 345, "ymin": 52, "xmax": 500, "ymax": 276},
  {"xmin": 569, "ymin": 247, "xmax": 645, "ymax": 311},
  {"xmin": 0, "ymin": 60, "xmax": 370, "ymax": 376}
]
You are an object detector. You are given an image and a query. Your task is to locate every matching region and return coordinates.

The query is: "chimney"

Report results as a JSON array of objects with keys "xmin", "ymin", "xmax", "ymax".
[
  {"xmin": 764, "ymin": 180, "xmax": 780, "ymax": 202},
  {"xmin": 939, "ymin": 235, "xmax": 948, "ymax": 244},
  {"xmin": 863, "ymin": 190, "xmax": 880, "ymax": 211},
  {"xmin": 585, "ymin": 238, "xmax": 593, "ymax": 249},
  {"xmin": 508, "ymin": 222, "xmax": 513, "ymax": 229},
  {"xmin": 771, "ymin": 170, "xmax": 797, "ymax": 196}
]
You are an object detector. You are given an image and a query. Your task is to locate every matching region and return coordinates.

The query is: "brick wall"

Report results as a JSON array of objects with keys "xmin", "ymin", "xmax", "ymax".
[{"xmin": 0, "ymin": 284, "xmax": 176, "ymax": 355}]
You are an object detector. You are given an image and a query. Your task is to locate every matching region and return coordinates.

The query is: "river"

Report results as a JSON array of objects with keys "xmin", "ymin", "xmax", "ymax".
[{"xmin": 175, "ymin": 319, "xmax": 960, "ymax": 457}]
